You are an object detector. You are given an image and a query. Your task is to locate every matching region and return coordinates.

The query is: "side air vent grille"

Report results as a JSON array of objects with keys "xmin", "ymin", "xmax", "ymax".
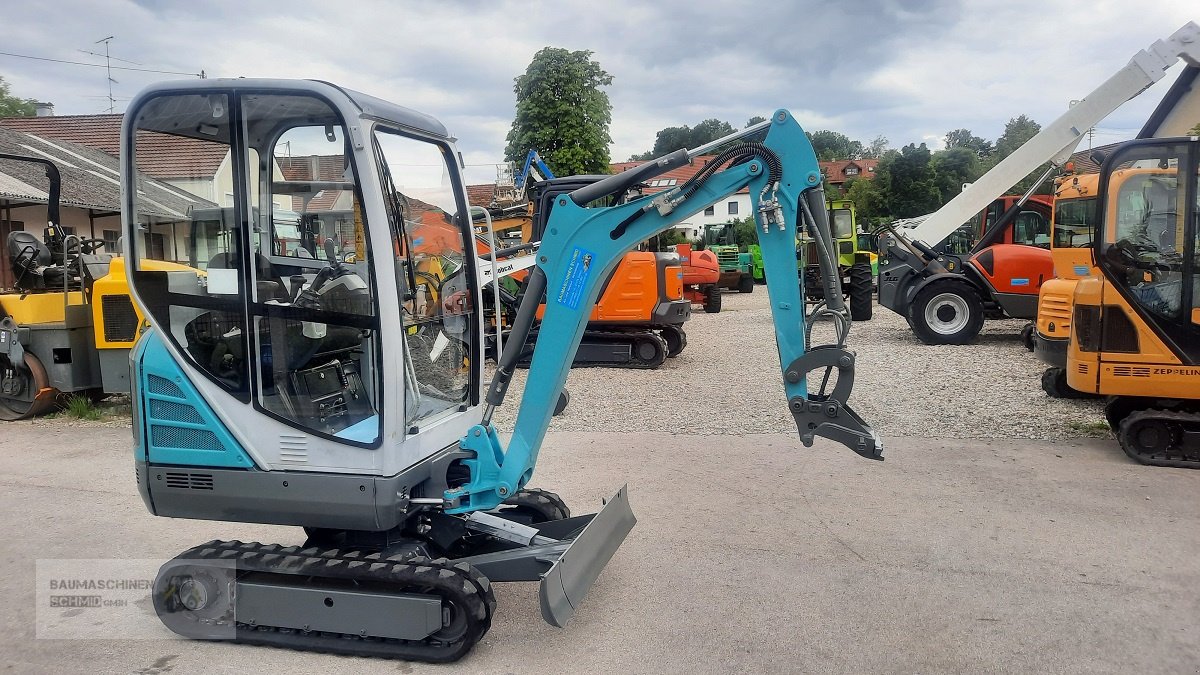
[
  {"xmin": 149, "ymin": 399, "xmax": 203, "ymax": 425},
  {"xmin": 151, "ymin": 426, "xmax": 223, "ymax": 452},
  {"xmin": 164, "ymin": 472, "xmax": 215, "ymax": 490},
  {"xmin": 147, "ymin": 375, "xmax": 185, "ymax": 399},
  {"xmin": 1112, "ymin": 366, "xmax": 1151, "ymax": 378},
  {"xmin": 1077, "ymin": 363, "xmax": 1089, "ymax": 375},
  {"xmin": 101, "ymin": 294, "xmax": 139, "ymax": 342}
]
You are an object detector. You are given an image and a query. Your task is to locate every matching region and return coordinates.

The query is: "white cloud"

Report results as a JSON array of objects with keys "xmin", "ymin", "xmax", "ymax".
[{"xmin": 1, "ymin": 0, "xmax": 1196, "ymax": 168}]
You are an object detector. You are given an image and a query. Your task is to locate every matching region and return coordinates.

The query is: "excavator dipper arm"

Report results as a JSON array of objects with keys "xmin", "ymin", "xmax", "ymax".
[{"xmin": 445, "ymin": 110, "xmax": 882, "ymax": 515}]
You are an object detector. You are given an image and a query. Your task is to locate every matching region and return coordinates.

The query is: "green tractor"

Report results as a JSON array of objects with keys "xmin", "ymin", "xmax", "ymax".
[
  {"xmin": 749, "ymin": 199, "xmax": 875, "ymax": 320},
  {"xmin": 702, "ymin": 222, "xmax": 755, "ymax": 294}
]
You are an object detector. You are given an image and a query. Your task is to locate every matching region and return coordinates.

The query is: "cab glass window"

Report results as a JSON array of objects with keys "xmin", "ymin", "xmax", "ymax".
[
  {"xmin": 1053, "ymin": 197, "xmax": 1096, "ymax": 248},
  {"xmin": 1101, "ymin": 145, "xmax": 1187, "ymax": 320},
  {"xmin": 373, "ymin": 128, "xmax": 473, "ymax": 427},
  {"xmin": 129, "ymin": 93, "xmax": 251, "ymax": 397},
  {"xmin": 128, "ymin": 91, "xmax": 381, "ymax": 444},
  {"xmin": 1011, "ymin": 211, "xmax": 1050, "ymax": 248},
  {"xmin": 830, "ymin": 208, "xmax": 854, "ymax": 239},
  {"xmin": 245, "ymin": 94, "xmax": 380, "ymax": 443}
]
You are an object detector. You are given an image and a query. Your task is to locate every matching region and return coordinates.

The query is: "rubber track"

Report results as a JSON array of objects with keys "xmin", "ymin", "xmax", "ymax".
[
  {"xmin": 523, "ymin": 328, "xmax": 669, "ymax": 369},
  {"xmin": 156, "ymin": 539, "xmax": 496, "ymax": 663},
  {"xmin": 1118, "ymin": 408, "xmax": 1200, "ymax": 469}
]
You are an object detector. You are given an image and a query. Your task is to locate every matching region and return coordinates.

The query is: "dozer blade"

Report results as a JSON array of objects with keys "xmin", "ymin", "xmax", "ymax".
[{"xmin": 539, "ymin": 484, "xmax": 635, "ymax": 628}]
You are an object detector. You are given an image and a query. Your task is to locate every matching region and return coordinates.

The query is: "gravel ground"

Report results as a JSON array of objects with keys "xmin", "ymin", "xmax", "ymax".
[
  {"xmin": 31, "ymin": 291, "xmax": 1109, "ymax": 443},
  {"xmin": 493, "ymin": 290, "xmax": 1109, "ymax": 441}
]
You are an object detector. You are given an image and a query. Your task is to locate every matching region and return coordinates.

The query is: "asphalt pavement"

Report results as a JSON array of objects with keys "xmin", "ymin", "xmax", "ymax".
[{"xmin": 1, "ymin": 423, "xmax": 1197, "ymax": 674}]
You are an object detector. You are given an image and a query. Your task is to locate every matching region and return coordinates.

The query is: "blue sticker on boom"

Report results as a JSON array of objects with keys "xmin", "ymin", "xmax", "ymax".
[
  {"xmin": 557, "ymin": 247, "xmax": 596, "ymax": 310},
  {"xmin": 1010, "ymin": 278, "xmax": 1030, "ymax": 286},
  {"xmin": 1073, "ymin": 265, "xmax": 1091, "ymax": 276}
]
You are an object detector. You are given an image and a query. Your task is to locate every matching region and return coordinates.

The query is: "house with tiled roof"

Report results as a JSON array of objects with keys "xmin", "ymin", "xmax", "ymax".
[
  {"xmin": 0, "ymin": 113, "xmax": 236, "ymax": 206},
  {"xmin": 0, "ymin": 127, "xmax": 210, "ymax": 289},
  {"xmin": 1065, "ymin": 142, "xmax": 1121, "ymax": 175},
  {"xmin": 821, "ymin": 159, "xmax": 878, "ymax": 195},
  {"xmin": 608, "ymin": 155, "xmax": 752, "ymax": 240}
]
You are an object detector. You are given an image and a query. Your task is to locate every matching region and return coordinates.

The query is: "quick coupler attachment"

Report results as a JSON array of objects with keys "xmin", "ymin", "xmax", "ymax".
[{"xmin": 784, "ymin": 346, "xmax": 883, "ymax": 460}]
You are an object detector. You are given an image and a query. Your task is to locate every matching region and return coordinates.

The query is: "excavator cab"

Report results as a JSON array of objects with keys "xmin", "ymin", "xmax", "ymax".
[{"xmin": 1066, "ymin": 137, "xmax": 1200, "ymax": 466}]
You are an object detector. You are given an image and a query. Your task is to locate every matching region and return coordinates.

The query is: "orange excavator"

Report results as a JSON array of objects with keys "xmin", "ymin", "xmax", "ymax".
[{"xmin": 477, "ymin": 175, "xmax": 691, "ymax": 368}]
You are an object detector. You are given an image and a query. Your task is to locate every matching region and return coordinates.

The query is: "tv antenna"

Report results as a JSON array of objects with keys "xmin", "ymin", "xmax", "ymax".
[{"xmin": 78, "ymin": 36, "xmax": 135, "ymax": 113}]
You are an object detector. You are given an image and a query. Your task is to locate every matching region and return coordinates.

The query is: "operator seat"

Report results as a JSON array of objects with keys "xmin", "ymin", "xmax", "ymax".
[{"xmin": 6, "ymin": 230, "xmax": 66, "ymax": 291}]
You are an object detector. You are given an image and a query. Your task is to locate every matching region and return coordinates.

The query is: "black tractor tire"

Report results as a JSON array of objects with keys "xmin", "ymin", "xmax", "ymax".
[
  {"xmin": 908, "ymin": 280, "xmax": 984, "ymax": 345},
  {"xmin": 737, "ymin": 274, "xmax": 755, "ymax": 294},
  {"xmin": 703, "ymin": 285, "xmax": 722, "ymax": 314},
  {"xmin": 1020, "ymin": 323, "xmax": 1036, "ymax": 351},
  {"xmin": 755, "ymin": 271, "xmax": 766, "ymax": 284},
  {"xmin": 660, "ymin": 325, "xmax": 687, "ymax": 358},
  {"xmin": 848, "ymin": 262, "xmax": 874, "ymax": 321}
]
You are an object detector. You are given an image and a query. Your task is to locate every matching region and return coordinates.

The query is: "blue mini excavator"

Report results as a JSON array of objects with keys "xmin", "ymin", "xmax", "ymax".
[{"xmin": 121, "ymin": 79, "xmax": 881, "ymax": 662}]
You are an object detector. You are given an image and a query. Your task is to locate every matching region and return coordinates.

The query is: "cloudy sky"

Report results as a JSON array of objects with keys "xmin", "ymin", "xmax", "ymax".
[{"xmin": 2, "ymin": 1, "xmax": 1196, "ymax": 183}]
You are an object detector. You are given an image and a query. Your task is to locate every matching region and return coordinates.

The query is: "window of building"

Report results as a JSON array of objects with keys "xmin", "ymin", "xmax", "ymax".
[
  {"xmin": 102, "ymin": 229, "xmax": 120, "ymax": 254},
  {"xmin": 703, "ymin": 206, "xmax": 714, "ymax": 216},
  {"xmin": 143, "ymin": 232, "xmax": 166, "ymax": 260},
  {"xmin": 845, "ymin": 166, "xmax": 859, "ymax": 176},
  {"xmin": 727, "ymin": 201, "xmax": 738, "ymax": 216}
]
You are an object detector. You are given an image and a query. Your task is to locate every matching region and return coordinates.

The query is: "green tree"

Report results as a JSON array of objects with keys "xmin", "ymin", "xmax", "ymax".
[
  {"xmin": 505, "ymin": 47, "xmax": 613, "ymax": 176},
  {"xmin": 631, "ymin": 118, "xmax": 737, "ymax": 160},
  {"xmin": 844, "ymin": 176, "xmax": 886, "ymax": 224},
  {"xmin": 0, "ymin": 76, "xmax": 37, "ymax": 117},
  {"xmin": 1188, "ymin": 121, "xmax": 1200, "ymax": 135},
  {"xmin": 807, "ymin": 130, "xmax": 863, "ymax": 161},
  {"xmin": 930, "ymin": 146, "xmax": 981, "ymax": 202},
  {"xmin": 994, "ymin": 115, "xmax": 1040, "ymax": 159},
  {"xmin": 745, "ymin": 115, "xmax": 767, "ymax": 127},
  {"xmin": 875, "ymin": 144, "xmax": 941, "ymax": 218},
  {"xmin": 731, "ymin": 216, "xmax": 759, "ymax": 250},
  {"xmin": 943, "ymin": 128, "xmax": 992, "ymax": 158},
  {"xmin": 994, "ymin": 115, "xmax": 1053, "ymax": 194},
  {"xmin": 691, "ymin": 118, "xmax": 736, "ymax": 146}
]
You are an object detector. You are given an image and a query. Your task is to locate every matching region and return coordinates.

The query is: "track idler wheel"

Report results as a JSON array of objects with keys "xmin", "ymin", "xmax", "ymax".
[
  {"xmin": 0, "ymin": 352, "xmax": 55, "ymax": 420},
  {"xmin": 660, "ymin": 325, "xmax": 687, "ymax": 358},
  {"xmin": 631, "ymin": 333, "xmax": 668, "ymax": 368}
]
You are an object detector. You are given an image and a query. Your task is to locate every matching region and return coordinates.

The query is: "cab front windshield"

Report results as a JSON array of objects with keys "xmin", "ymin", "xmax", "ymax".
[
  {"xmin": 1100, "ymin": 145, "xmax": 1196, "ymax": 323},
  {"xmin": 830, "ymin": 208, "xmax": 854, "ymax": 239}
]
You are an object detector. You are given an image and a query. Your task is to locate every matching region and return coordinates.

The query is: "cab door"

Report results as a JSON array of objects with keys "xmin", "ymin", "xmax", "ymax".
[{"xmin": 1095, "ymin": 139, "xmax": 1199, "ymax": 366}]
